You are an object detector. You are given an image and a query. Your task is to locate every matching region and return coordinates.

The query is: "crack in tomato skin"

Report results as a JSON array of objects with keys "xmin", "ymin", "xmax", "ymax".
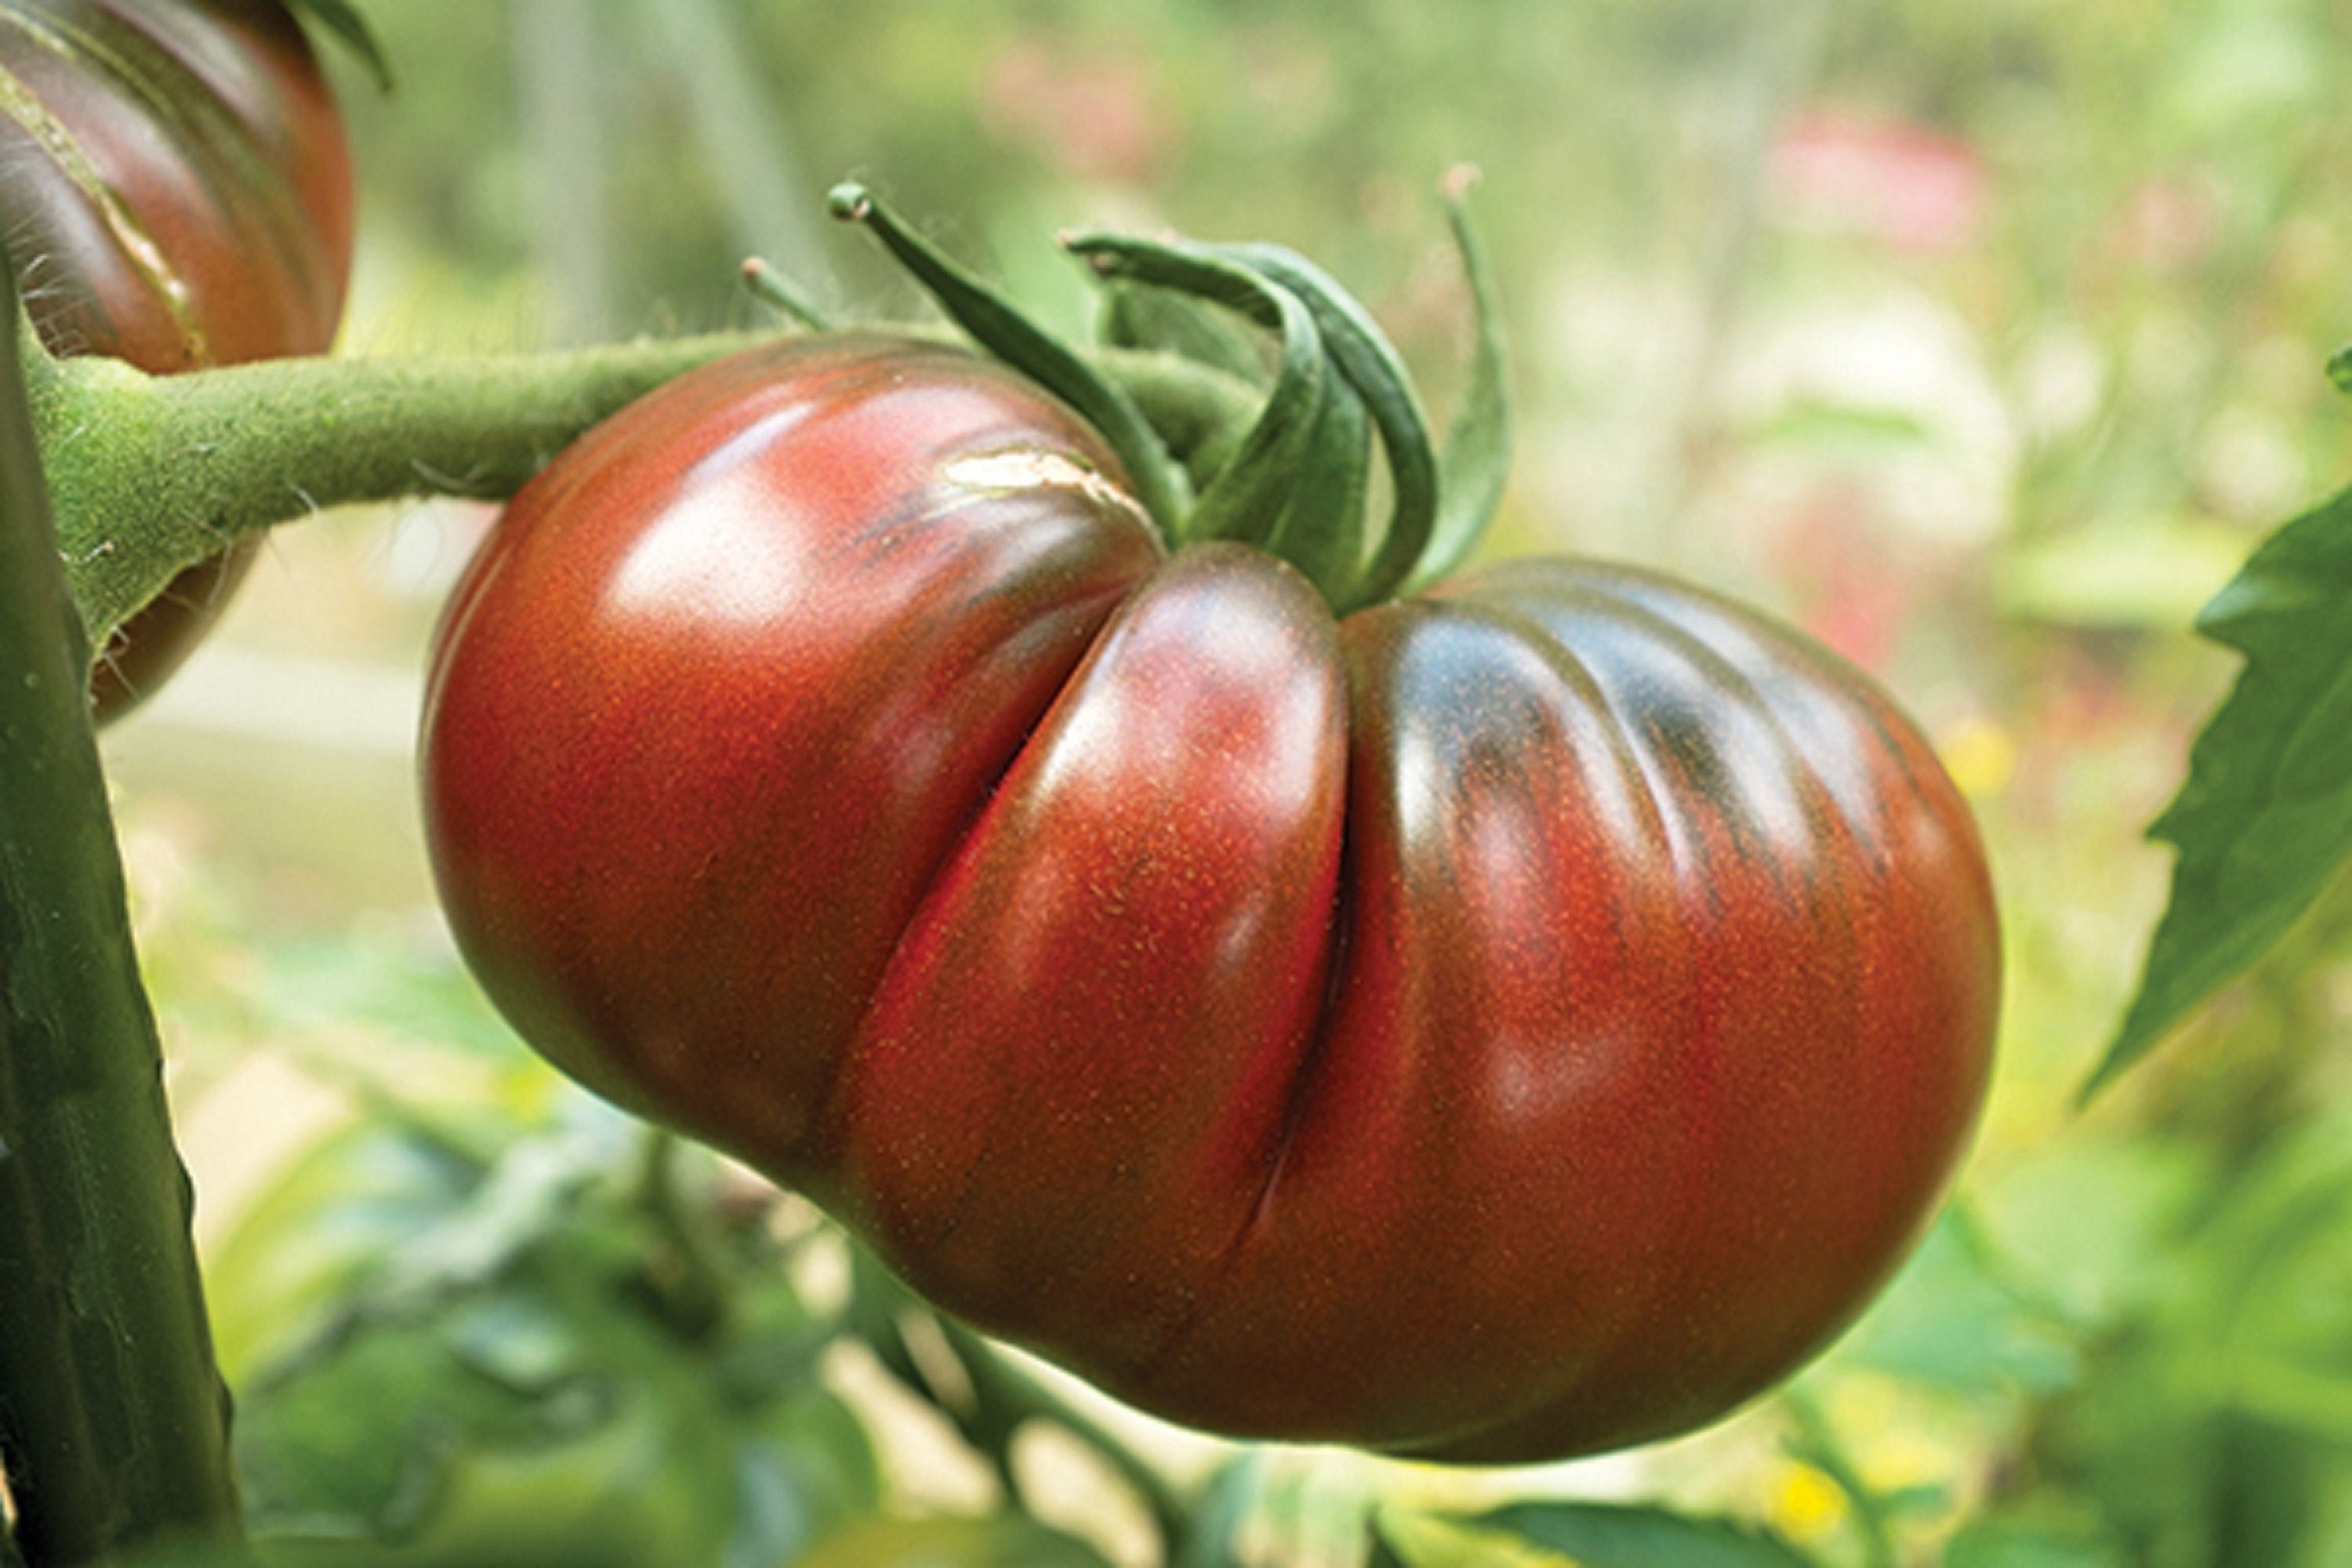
[
  {"xmin": 423, "ymin": 340, "xmax": 1999, "ymax": 1465},
  {"xmin": 834, "ymin": 542, "xmax": 1349, "ymax": 1386},
  {"xmin": 422, "ymin": 336, "xmax": 1163, "ymax": 1185},
  {"xmin": 0, "ymin": 0, "xmax": 354, "ymax": 717}
]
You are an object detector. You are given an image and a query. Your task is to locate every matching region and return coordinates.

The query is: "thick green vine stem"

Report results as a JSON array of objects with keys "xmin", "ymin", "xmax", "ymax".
[
  {"xmin": 24, "ymin": 324, "xmax": 759, "ymax": 652},
  {"xmin": 0, "ymin": 253, "xmax": 245, "ymax": 1565},
  {"xmin": 19, "ymin": 310, "xmax": 1257, "ymax": 659}
]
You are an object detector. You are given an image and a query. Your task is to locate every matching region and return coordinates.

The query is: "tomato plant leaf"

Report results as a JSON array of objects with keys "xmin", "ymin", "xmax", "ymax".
[
  {"xmin": 1373, "ymin": 1510, "xmax": 1581, "ymax": 1568},
  {"xmin": 2089, "ymin": 483, "xmax": 2352, "ymax": 1099},
  {"xmin": 285, "ymin": 0, "xmax": 394, "ymax": 93},
  {"xmin": 1942, "ymin": 1519, "xmax": 2122, "ymax": 1568},
  {"xmin": 1471, "ymin": 1501, "xmax": 1821, "ymax": 1567},
  {"xmin": 792, "ymin": 1515, "xmax": 1117, "ymax": 1567},
  {"xmin": 1169, "ymin": 1455, "xmax": 1264, "ymax": 1568},
  {"xmin": 1830, "ymin": 1208, "xmax": 2078, "ymax": 1398}
]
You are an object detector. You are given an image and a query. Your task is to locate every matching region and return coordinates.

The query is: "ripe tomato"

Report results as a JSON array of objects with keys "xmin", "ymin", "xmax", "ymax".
[
  {"xmin": 0, "ymin": 0, "xmax": 355, "ymax": 718},
  {"xmin": 421, "ymin": 332, "xmax": 1998, "ymax": 1463}
]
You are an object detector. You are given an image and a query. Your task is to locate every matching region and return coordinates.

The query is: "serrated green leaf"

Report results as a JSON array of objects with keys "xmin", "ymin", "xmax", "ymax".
[
  {"xmin": 286, "ymin": 0, "xmax": 394, "ymax": 92},
  {"xmin": 1474, "ymin": 1501, "xmax": 1820, "ymax": 1568},
  {"xmin": 2089, "ymin": 484, "xmax": 2352, "ymax": 1098}
]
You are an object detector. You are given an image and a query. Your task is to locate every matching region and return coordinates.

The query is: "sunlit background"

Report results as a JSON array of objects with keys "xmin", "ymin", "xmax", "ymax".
[{"xmin": 99, "ymin": 2, "xmax": 2352, "ymax": 1563}]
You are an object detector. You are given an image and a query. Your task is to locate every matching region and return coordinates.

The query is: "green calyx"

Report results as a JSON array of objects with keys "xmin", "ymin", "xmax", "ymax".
[{"xmin": 829, "ymin": 176, "xmax": 1512, "ymax": 613}]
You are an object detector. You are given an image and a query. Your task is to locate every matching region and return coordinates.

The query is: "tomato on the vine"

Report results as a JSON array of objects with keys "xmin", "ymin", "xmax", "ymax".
[
  {"xmin": 0, "ymin": 0, "xmax": 355, "ymax": 718},
  {"xmin": 421, "ymin": 201, "xmax": 1998, "ymax": 1463}
]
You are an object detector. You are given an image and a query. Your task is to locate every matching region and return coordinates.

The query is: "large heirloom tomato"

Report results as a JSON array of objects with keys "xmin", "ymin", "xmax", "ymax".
[
  {"xmin": 422, "ymin": 319, "xmax": 1999, "ymax": 1462},
  {"xmin": 0, "ymin": 0, "xmax": 355, "ymax": 717}
]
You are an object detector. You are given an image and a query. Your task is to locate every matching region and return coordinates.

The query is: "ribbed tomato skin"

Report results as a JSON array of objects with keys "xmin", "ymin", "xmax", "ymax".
[
  {"xmin": 422, "ymin": 336, "xmax": 1998, "ymax": 1463},
  {"xmin": 0, "ymin": 0, "xmax": 355, "ymax": 715}
]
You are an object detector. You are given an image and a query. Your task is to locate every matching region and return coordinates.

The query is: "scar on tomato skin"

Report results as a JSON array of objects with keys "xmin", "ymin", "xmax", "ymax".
[
  {"xmin": 938, "ymin": 448, "xmax": 1152, "ymax": 531},
  {"xmin": 0, "ymin": 42, "xmax": 208, "ymax": 363}
]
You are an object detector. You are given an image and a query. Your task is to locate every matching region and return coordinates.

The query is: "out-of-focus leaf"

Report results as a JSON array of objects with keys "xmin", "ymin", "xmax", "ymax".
[
  {"xmin": 1997, "ymin": 520, "xmax": 2248, "ymax": 630},
  {"xmin": 1976, "ymin": 1138, "xmax": 2209, "ymax": 1332},
  {"xmin": 2206, "ymin": 1414, "xmax": 2328, "ymax": 1568},
  {"xmin": 2187, "ymin": 1110, "xmax": 2352, "ymax": 1443},
  {"xmin": 1373, "ymin": 1509, "xmax": 1581, "ymax": 1568},
  {"xmin": 235, "ymin": 1323, "xmax": 543, "ymax": 1537},
  {"xmin": 1745, "ymin": 397, "xmax": 1935, "ymax": 456},
  {"xmin": 221, "ymin": 1112, "xmax": 872, "ymax": 1568},
  {"xmin": 1171, "ymin": 1454, "xmax": 1265, "ymax": 1568},
  {"xmin": 1830, "ymin": 1210, "xmax": 2078, "ymax": 1397},
  {"xmin": 2090, "ymin": 484, "xmax": 2352, "ymax": 1098},
  {"xmin": 725, "ymin": 1392, "xmax": 880, "ymax": 1568},
  {"xmin": 1472, "ymin": 1501, "xmax": 1819, "ymax": 1567},
  {"xmin": 1942, "ymin": 1517, "xmax": 2121, "ymax": 1568},
  {"xmin": 791, "ymin": 1514, "xmax": 1116, "ymax": 1568},
  {"xmin": 206, "ymin": 1123, "xmax": 483, "ymax": 1383},
  {"xmin": 2017, "ymin": 1112, "xmax": 2352, "ymax": 1566},
  {"xmin": 259, "ymin": 930, "xmax": 528, "ymax": 1064}
]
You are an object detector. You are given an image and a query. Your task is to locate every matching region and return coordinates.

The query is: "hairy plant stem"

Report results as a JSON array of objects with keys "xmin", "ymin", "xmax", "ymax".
[
  {"xmin": 24, "ymin": 322, "xmax": 759, "ymax": 647},
  {"xmin": 0, "ymin": 257, "xmax": 245, "ymax": 1564},
  {"xmin": 21, "ymin": 320, "xmax": 1259, "ymax": 654}
]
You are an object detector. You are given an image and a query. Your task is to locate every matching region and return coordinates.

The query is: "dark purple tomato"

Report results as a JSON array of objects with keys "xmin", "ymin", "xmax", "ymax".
[
  {"xmin": 0, "ymin": 0, "xmax": 356, "ymax": 718},
  {"xmin": 420, "ymin": 334, "xmax": 1998, "ymax": 1463}
]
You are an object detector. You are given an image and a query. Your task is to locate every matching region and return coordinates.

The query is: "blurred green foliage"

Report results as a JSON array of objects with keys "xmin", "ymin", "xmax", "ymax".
[{"xmin": 83, "ymin": 0, "xmax": 2352, "ymax": 1564}]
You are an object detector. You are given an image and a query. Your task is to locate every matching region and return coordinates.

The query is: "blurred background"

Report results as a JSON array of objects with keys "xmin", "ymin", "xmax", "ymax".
[{"xmin": 96, "ymin": 1, "xmax": 2352, "ymax": 1563}]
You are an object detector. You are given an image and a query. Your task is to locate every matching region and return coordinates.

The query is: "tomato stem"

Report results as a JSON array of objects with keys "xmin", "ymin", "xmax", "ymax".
[
  {"xmin": 0, "ymin": 249, "xmax": 245, "ymax": 1564},
  {"xmin": 25, "ymin": 324, "xmax": 760, "ymax": 650}
]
